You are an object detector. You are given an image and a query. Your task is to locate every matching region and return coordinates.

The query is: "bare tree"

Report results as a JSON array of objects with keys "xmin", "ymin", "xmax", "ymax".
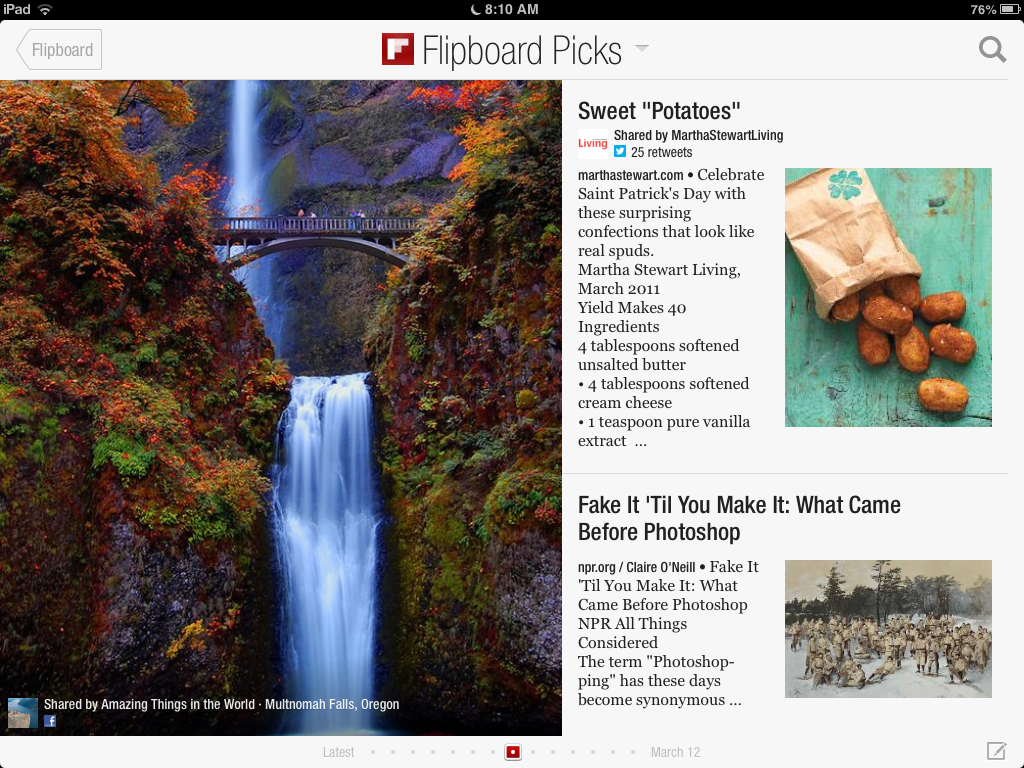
[{"xmin": 871, "ymin": 560, "xmax": 890, "ymax": 624}]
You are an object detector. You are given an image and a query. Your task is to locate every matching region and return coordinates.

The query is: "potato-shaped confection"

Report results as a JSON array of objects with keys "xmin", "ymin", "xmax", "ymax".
[
  {"xmin": 929, "ymin": 323, "xmax": 976, "ymax": 364},
  {"xmin": 917, "ymin": 378, "xmax": 969, "ymax": 412},
  {"xmin": 862, "ymin": 295, "xmax": 913, "ymax": 335},
  {"xmin": 830, "ymin": 292, "xmax": 860, "ymax": 322},
  {"xmin": 884, "ymin": 275, "xmax": 922, "ymax": 312},
  {"xmin": 895, "ymin": 326, "xmax": 930, "ymax": 373},
  {"xmin": 860, "ymin": 281, "xmax": 885, "ymax": 305},
  {"xmin": 857, "ymin": 321, "xmax": 890, "ymax": 366},
  {"xmin": 920, "ymin": 291, "xmax": 967, "ymax": 323}
]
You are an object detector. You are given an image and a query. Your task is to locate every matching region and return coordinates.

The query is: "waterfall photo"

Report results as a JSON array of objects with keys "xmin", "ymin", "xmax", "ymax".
[{"xmin": 0, "ymin": 81, "xmax": 561, "ymax": 736}]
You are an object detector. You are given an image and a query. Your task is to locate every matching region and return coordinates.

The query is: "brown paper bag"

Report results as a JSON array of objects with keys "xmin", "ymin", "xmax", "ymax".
[{"xmin": 785, "ymin": 168, "xmax": 921, "ymax": 319}]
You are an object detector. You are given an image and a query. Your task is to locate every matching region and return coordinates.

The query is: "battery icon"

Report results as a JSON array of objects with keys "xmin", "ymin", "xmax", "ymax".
[{"xmin": 1000, "ymin": 3, "xmax": 1020, "ymax": 12}]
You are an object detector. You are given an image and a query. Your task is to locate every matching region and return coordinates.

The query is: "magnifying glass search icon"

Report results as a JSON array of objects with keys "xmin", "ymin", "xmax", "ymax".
[{"xmin": 979, "ymin": 36, "xmax": 1006, "ymax": 63}]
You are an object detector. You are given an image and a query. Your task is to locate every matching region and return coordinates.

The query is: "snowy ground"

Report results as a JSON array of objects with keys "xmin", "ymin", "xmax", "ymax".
[{"xmin": 784, "ymin": 618, "xmax": 992, "ymax": 698}]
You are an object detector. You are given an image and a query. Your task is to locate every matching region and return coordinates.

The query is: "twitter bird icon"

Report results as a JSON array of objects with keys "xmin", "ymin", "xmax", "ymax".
[{"xmin": 614, "ymin": 145, "xmax": 627, "ymax": 157}]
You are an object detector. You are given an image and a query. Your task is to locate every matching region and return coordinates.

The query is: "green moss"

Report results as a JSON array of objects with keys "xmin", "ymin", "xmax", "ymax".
[
  {"xmin": 515, "ymin": 390, "xmax": 537, "ymax": 411},
  {"xmin": 4, "ymin": 213, "xmax": 26, "ymax": 230},
  {"xmin": 27, "ymin": 438, "xmax": 44, "ymax": 464},
  {"xmin": 404, "ymin": 329, "xmax": 427, "ymax": 363},
  {"xmin": 135, "ymin": 343, "xmax": 158, "ymax": 364},
  {"xmin": 483, "ymin": 467, "xmax": 560, "ymax": 529},
  {"xmin": 92, "ymin": 432, "xmax": 155, "ymax": 480},
  {"xmin": 0, "ymin": 383, "xmax": 34, "ymax": 425},
  {"xmin": 262, "ymin": 82, "xmax": 303, "ymax": 146},
  {"xmin": 265, "ymin": 151, "xmax": 298, "ymax": 210}
]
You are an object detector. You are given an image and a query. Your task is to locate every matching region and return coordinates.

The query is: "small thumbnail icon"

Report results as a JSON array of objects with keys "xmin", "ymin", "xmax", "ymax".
[
  {"xmin": 614, "ymin": 144, "xmax": 627, "ymax": 157},
  {"xmin": 505, "ymin": 744, "xmax": 522, "ymax": 760},
  {"xmin": 45, "ymin": 714, "xmax": 57, "ymax": 727},
  {"xmin": 6, "ymin": 697, "xmax": 38, "ymax": 728}
]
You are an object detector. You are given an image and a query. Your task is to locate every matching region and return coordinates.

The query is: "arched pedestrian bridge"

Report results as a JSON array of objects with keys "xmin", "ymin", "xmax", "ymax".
[{"xmin": 211, "ymin": 216, "xmax": 422, "ymax": 268}]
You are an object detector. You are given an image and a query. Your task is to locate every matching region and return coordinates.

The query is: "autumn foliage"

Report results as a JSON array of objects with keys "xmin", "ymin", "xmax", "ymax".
[
  {"xmin": 371, "ymin": 81, "xmax": 561, "ymax": 731},
  {"xmin": 0, "ymin": 80, "xmax": 289, "ymax": 545},
  {"xmin": 409, "ymin": 80, "xmax": 510, "ymax": 116}
]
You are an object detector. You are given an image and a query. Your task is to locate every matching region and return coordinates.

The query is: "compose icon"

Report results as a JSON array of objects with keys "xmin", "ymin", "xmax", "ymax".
[
  {"xmin": 382, "ymin": 33, "xmax": 414, "ymax": 65},
  {"xmin": 985, "ymin": 741, "xmax": 1006, "ymax": 760}
]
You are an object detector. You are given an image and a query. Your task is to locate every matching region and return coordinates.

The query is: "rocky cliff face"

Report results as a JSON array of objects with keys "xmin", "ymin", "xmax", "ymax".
[
  {"xmin": 0, "ymin": 82, "xmax": 288, "ymax": 733},
  {"xmin": 147, "ymin": 81, "xmax": 463, "ymax": 376},
  {"xmin": 367, "ymin": 82, "xmax": 562, "ymax": 733}
]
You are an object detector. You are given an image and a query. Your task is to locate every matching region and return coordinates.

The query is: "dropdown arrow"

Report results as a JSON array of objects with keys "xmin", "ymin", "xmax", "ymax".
[{"xmin": 636, "ymin": 45, "xmax": 649, "ymax": 52}]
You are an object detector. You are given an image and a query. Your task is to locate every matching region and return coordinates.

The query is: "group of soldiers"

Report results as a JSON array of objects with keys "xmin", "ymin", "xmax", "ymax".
[{"xmin": 790, "ymin": 614, "xmax": 992, "ymax": 690}]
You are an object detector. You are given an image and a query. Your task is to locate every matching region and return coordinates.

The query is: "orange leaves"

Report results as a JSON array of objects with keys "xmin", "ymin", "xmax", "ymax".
[
  {"xmin": 409, "ymin": 81, "xmax": 515, "ymax": 186},
  {"xmin": 0, "ymin": 78, "xmax": 288, "ymax": 549},
  {"xmin": 94, "ymin": 80, "xmax": 195, "ymax": 127},
  {"xmin": 448, "ymin": 116, "xmax": 515, "ymax": 185},
  {"xmin": 409, "ymin": 83, "xmax": 458, "ymax": 109},
  {"xmin": 0, "ymin": 81, "xmax": 153, "ymax": 198},
  {"xmin": 409, "ymin": 80, "xmax": 510, "ymax": 116},
  {"xmin": 0, "ymin": 81, "xmax": 156, "ymax": 297},
  {"xmin": 409, "ymin": 81, "xmax": 546, "ymax": 192}
]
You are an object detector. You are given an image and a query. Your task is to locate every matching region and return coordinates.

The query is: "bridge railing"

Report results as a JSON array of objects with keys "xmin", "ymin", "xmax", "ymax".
[{"xmin": 212, "ymin": 216, "xmax": 422, "ymax": 237}]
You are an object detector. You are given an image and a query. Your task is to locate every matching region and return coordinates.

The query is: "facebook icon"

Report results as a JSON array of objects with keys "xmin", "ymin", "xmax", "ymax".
[{"xmin": 44, "ymin": 715, "xmax": 56, "ymax": 727}]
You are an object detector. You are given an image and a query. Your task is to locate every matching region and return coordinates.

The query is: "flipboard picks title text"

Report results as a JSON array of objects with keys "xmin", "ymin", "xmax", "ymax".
[{"xmin": 424, "ymin": 35, "xmax": 622, "ymax": 69}]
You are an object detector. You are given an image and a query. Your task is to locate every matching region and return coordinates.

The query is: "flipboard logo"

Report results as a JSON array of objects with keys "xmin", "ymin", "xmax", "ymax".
[
  {"xmin": 577, "ymin": 129, "xmax": 609, "ymax": 159},
  {"xmin": 382, "ymin": 33, "xmax": 414, "ymax": 65}
]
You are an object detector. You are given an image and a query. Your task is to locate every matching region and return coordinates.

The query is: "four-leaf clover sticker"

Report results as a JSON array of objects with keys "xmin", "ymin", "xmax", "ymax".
[{"xmin": 828, "ymin": 169, "xmax": 863, "ymax": 200}]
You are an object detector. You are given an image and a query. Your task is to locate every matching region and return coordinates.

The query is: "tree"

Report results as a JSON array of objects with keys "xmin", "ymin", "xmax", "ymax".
[
  {"xmin": 883, "ymin": 567, "xmax": 905, "ymax": 617},
  {"xmin": 94, "ymin": 80, "xmax": 194, "ymax": 125},
  {"xmin": 409, "ymin": 80, "xmax": 510, "ymax": 118},
  {"xmin": 0, "ymin": 79, "xmax": 287, "ymax": 543},
  {"xmin": 967, "ymin": 576, "xmax": 993, "ymax": 616},
  {"xmin": 845, "ymin": 585, "xmax": 875, "ymax": 617},
  {"xmin": 819, "ymin": 564, "xmax": 847, "ymax": 616},
  {"xmin": 871, "ymin": 560, "xmax": 890, "ymax": 624},
  {"xmin": 934, "ymin": 574, "xmax": 958, "ymax": 616},
  {"xmin": 868, "ymin": 561, "xmax": 905, "ymax": 622},
  {"xmin": 905, "ymin": 575, "xmax": 935, "ymax": 618}
]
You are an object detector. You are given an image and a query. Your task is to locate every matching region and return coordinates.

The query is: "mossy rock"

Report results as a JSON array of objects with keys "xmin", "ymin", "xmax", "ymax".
[{"xmin": 262, "ymin": 82, "xmax": 303, "ymax": 145}]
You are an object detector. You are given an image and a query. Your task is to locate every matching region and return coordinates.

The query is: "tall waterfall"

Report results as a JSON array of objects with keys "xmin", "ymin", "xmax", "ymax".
[
  {"xmin": 226, "ymin": 81, "xmax": 383, "ymax": 734},
  {"xmin": 272, "ymin": 375, "xmax": 381, "ymax": 733},
  {"xmin": 227, "ymin": 80, "xmax": 261, "ymax": 215},
  {"xmin": 226, "ymin": 80, "xmax": 284, "ymax": 348}
]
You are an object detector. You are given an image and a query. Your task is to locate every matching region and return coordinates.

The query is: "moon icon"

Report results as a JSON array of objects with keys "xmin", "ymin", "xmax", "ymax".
[{"xmin": 471, "ymin": 4, "xmax": 481, "ymax": 13}]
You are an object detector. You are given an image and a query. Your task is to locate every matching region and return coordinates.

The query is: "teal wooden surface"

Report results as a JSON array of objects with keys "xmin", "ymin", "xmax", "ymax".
[{"xmin": 785, "ymin": 168, "xmax": 992, "ymax": 427}]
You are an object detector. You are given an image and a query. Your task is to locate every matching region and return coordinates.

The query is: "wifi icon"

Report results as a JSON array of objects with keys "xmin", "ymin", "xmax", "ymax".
[{"xmin": 38, "ymin": 3, "xmax": 53, "ymax": 13}]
